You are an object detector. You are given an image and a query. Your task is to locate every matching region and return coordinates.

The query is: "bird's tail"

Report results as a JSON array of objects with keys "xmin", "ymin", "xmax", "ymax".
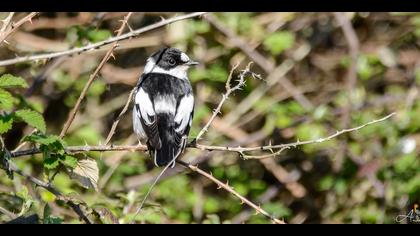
[{"xmin": 153, "ymin": 116, "xmax": 185, "ymax": 167}]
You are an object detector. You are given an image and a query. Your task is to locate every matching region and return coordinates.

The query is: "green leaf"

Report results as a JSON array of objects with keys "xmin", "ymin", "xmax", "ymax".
[
  {"xmin": 0, "ymin": 74, "xmax": 28, "ymax": 88},
  {"xmin": 14, "ymin": 109, "xmax": 46, "ymax": 133},
  {"xmin": 24, "ymin": 133, "xmax": 62, "ymax": 146},
  {"xmin": 263, "ymin": 31, "xmax": 295, "ymax": 55},
  {"xmin": 60, "ymin": 155, "xmax": 78, "ymax": 169},
  {"xmin": 44, "ymin": 156, "xmax": 60, "ymax": 170},
  {"xmin": 87, "ymin": 29, "xmax": 112, "ymax": 43},
  {"xmin": 0, "ymin": 88, "xmax": 15, "ymax": 111},
  {"xmin": 44, "ymin": 216, "xmax": 63, "ymax": 224},
  {"xmin": 0, "ymin": 114, "xmax": 13, "ymax": 134},
  {"xmin": 43, "ymin": 204, "xmax": 63, "ymax": 224}
]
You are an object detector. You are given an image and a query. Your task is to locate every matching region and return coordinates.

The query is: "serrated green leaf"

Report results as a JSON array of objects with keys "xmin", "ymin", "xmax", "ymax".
[
  {"xmin": 60, "ymin": 155, "xmax": 78, "ymax": 169},
  {"xmin": 14, "ymin": 109, "xmax": 46, "ymax": 133},
  {"xmin": 0, "ymin": 74, "xmax": 28, "ymax": 88},
  {"xmin": 24, "ymin": 133, "xmax": 61, "ymax": 146},
  {"xmin": 0, "ymin": 88, "xmax": 15, "ymax": 111},
  {"xmin": 0, "ymin": 114, "xmax": 13, "ymax": 134},
  {"xmin": 44, "ymin": 156, "xmax": 60, "ymax": 170}
]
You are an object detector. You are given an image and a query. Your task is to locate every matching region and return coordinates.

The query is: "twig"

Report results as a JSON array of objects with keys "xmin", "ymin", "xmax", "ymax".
[
  {"xmin": 8, "ymin": 162, "xmax": 92, "ymax": 224},
  {"xmin": 333, "ymin": 12, "xmax": 360, "ymax": 170},
  {"xmin": 129, "ymin": 157, "xmax": 177, "ymax": 224},
  {"xmin": 0, "ymin": 12, "xmax": 207, "ymax": 67},
  {"xmin": 10, "ymin": 112, "xmax": 395, "ymax": 159},
  {"xmin": 204, "ymin": 13, "xmax": 314, "ymax": 111},
  {"xmin": 194, "ymin": 112, "xmax": 395, "ymax": 159},
  {"xmin": 59, "ymin": 12, "xmax": 133, "ymax": 138},
  {"xmin": 0, "ymin": 12, "xmax": 38, "ymax": 45},
  {"xmin": 0, "ymin": 205, "xmax": 16, "ymax": 220},
  {"xmin": 0, "ymin": 12, "xmax": 15, "ymax": 32},
  {"xmin": 195, "ymin": 62, "xmax": 260, "ymax": 141},
  {"xmin": 104, "ymin": 88, "xmax": 136, "ymax": 145},
  {"xmin": 333, "ymin": 12, "xmax": 359, "ymax": 128},
  {"xmin": 177, "ymin": 160, "xmax": 285, "ymax": 224}
]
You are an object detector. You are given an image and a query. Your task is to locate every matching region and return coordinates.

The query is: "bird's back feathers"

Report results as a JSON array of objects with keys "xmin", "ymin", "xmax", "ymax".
[{"xmin": 133, "ymin": 72, "xmax": 194, "ymax": 167}]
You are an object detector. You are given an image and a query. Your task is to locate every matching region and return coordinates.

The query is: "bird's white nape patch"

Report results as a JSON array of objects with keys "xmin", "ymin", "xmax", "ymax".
[
  {"xmin": 180, "ymin": 53, "xmax": 190, "ymax": 63},
  {"xmin": 144, "ymin": 58, "xmax": 189, "ymax": 80}
]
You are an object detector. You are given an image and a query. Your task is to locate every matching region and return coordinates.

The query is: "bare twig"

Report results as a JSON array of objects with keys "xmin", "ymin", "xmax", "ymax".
[
  {"xmin": 0, "ymin": 205, "xmax": 16, "ymax": 220},
  {"xmin": 129, "ymin": 156, "xmax": 177, "ymax": 224},
  {"xmin": 195, "ymin": 62, "xmax": 260, "ymax": 141},
  {"xmin": 177, "ymin": 160, "xmax": 285, "ymax": 224},
  {"xmin": 59, "ymin": 12, "xmax": 133, "ymax": 138},
  {"xmin": 8, "ymin": 162, "xmax": 92, "ymax": 224},
  {"xmin": 104, "ymin": 88, "xmax": 136, "ymax": 145},
  {"xmin": 195, "ymin": 112, "xmax": 395, "ymax": 159},
  {"xmin": 204, "ymin": 13, "xmax": 314, "ymax": 111},
  {"xmin": 0, "ymin": 12, "xmax": 38, "ymax": 45},
  {"xmin": 0, "ymin": 12, "xmax": 207, "ymax": 67},
  {"xmin": 333, "ymin": 12, "xmax": 360, "ymax": 170},
  {"xmin": 10, "ymin": 112, "xmax": 395, "ymax": 159},
  {"xmin": 334, "ymin": 12, "xmax": 360, "ymax": 127},
  {"xmin": 0, "ymin": 12, "xmax": 15, "ymax": 32}
]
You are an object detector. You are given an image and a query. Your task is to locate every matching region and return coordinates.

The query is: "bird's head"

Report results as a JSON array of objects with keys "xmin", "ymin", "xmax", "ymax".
[{"xmin": 144, "ymin": 47, "xmax": 199, "ymax": 79}]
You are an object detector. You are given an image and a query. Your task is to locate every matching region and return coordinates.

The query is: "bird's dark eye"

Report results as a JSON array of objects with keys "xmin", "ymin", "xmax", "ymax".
[{"xmin": 168, "ymin": 58, "xmax": 176, "ymax": 65}]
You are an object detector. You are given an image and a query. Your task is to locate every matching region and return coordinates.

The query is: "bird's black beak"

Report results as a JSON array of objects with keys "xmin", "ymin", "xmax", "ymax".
[{"xmin": 186, "ymin": 60, "xmax": 199, "ymax": 66}]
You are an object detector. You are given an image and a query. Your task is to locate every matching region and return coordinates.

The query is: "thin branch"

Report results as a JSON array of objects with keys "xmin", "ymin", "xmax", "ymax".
[
  {"xmin": 0, "ymin": 12, "xmax": 207, "ymax": 67},
  {"xmin": 104, "ymin": 88, "xmax": 136, "ymax": 145},
  {"xmin": 0, "ymin": 12, "xmax": 38, "ymax": 45},
  {"xmin": 10, "ymin": 112, "xmax": 395, "ymax": 159},
  {"xmin": 204, "ymin": 13, "xmax": 314, "ymax": 111},
  {"xmin": 333, "ymin": 12, "xmax": 360, "ymax": 127},
  {"xmin": 177, "ymin": 160, "xmax": 285, "ymax": 224},
  {"xmin": 0, "ymin": 12, "xmax": 15, "ymax": 32},
  {"xmin": 8, "ymin": 162, "xmax": 92, "ymax": 224},
  {"xmin": 195, "ymin": 62, "xmax": 260, "ymax": 141},
  {"xmin": 195, "ymin": 112, "xmax": 395, "ymax": 159},
  {"xmin": 129, "ymin": 155, "xmax": 178, "ymax": 224},
  {"xmin": 0, "ymin": 205, "xmax": 16, "ymax": 220},
  {"xmin": 59, "ymin": 12, "xmax": 133, "ymax": 138}
]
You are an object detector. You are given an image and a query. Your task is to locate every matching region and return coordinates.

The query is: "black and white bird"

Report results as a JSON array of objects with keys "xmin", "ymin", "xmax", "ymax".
[{"xmin": 133, "ymin": 47, "xmax": 197, "ymax": 167}]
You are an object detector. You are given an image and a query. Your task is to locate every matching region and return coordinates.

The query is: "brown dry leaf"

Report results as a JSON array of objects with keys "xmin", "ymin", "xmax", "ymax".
[{"xmin": 70, "ymin": 158, "xmax": 99, "ymax": 191}]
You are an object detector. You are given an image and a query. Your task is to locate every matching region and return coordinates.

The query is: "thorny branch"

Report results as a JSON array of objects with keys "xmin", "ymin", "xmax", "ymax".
[
  {"xmin": 7, "ymin": 162, "xmax": 92, "ymax": 224},
  {"xmin": 59, "ymin": 12, "xmax": 133, "ymax": 138},
  {"xmin": 0, "ymin": 12, "xmax": 38, "ymax": 45},
  {"xmin": 104, "ymin": 88, "xmax": 136, "ymax": 145},
  {"xmin": 0, "ymin": 13, "xmax": 15, "ymax": 33},
  {"xmin": 177, "ymin": 160, "xmax": 285, "ymax": 224},
  {"xmin": 10, "ymin": 112, "xmax": 394, "ymax": 159},
  {"xmin": 0, "ymin": 12, "xmax": 207, "ymax": 67},
  {"xmin": 195, "ymin": 62, "xmax": 261, "ymax": 141}
]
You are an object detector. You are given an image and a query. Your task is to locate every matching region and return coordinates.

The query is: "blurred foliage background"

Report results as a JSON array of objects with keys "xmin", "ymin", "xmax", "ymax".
[{"xmin": 0, "ymin": 12, "xmax": 419, "ymax": 224}]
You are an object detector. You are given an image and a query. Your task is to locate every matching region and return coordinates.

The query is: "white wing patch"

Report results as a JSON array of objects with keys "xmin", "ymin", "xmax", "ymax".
[
  {"xmin": 175, "ymin": 94, "xmax": 194, "ymax": 133},
  {"xmin": 132, "ymin": 105, "xmax": 146, "ymax": 140},
  {"xmin": 135, "ymin": 88, "xmax": 155, "ymax": 124}
]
